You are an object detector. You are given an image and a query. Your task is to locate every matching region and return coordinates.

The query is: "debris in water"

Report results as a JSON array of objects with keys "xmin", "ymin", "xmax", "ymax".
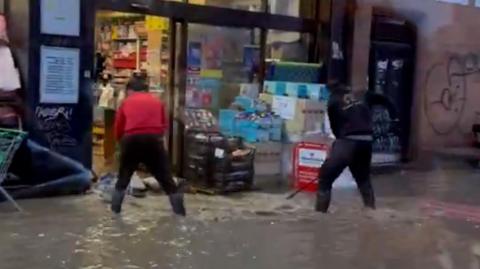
[
  {"xmin": 125, "ymin": 265, "xmax": 141, "ymax": 269},
  {"xmin": 108, "ymin": 233, "xmax": 124, "ymax": 237},
  {"xmin": 227, "ymin": 252, "xmax": 239, "ymax": 257},
  {"xmin": 38, "ymin": 233, "xmax": 45, "ymax": 238},
  {"xmin": 137, "ymin": 226, "xmax": 148, "ymax": 232},
  {"xmin": 472, "ymin": 243, "xmax": 480, "ymax": 256},
  {"xmin": 80, "ymin": 265, "xmax": 103, "ymax": 269},
  {"xmin": 255, "ymin": 210, "xmax": 278, "ymax": 217}
]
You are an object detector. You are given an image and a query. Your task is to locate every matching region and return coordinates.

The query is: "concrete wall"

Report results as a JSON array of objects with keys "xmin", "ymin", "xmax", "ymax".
[{"xmin": 353, "ymin": 0, "xmax": 480, "ymax": 153}]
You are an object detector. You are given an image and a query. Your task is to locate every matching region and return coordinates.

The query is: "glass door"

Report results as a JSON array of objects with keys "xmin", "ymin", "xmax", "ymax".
[{"xmin": 170, "ymin": 23, "xmax": 261, "ymax": 175}]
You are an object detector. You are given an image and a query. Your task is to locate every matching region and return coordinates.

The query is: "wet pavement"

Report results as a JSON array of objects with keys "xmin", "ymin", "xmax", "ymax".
[{"xmin": 1, "ymin": 159, "xmax": 480, "ymax": 269}]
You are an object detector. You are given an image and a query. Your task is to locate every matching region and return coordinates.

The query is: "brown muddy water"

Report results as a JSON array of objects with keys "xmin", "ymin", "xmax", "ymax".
[{"xmin": 1, "ymin": 160, "xmax": 480, "ymax": 269}]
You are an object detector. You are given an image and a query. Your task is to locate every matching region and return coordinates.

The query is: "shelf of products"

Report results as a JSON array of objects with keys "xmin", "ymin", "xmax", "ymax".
[{"xmin": 94, "ymin": 12, "xmax": 172, "ymax": 160}]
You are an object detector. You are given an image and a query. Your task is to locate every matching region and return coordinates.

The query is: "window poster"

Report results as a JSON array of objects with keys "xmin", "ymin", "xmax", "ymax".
[
  {"xmin": 41, "ymin": 0, "xmax": 80, "ymax": 36},
  {"xmin": 40, "ymin": 46, "xmax": 80, "ymax": 104}
]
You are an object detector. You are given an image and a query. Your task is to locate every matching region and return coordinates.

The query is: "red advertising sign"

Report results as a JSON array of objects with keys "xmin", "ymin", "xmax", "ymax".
[{"xmin": 293, "ymin": 142, "xmax": 329, "ymax": 192}]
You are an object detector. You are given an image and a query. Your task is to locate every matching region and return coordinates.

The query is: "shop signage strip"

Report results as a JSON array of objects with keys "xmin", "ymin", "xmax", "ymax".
[{"xmin": 96, "ymin": 0, "xmax": 317, "ymax": 33}]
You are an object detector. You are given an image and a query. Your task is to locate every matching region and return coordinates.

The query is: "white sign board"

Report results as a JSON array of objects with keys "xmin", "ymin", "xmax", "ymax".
[
  {"xmin": 40, "ymin": 46, "xmax": 80, "ymax": 104},
  {"xmin": 272, "ymin": 96, "xmax": 296, "ymax": 120},
  {"xmin": 41, "ymin": 0, "xmax": 80, "ymax": 36},
  {"xmin": 436, "ymin": 0, "xmax": 468, "ymax": 5},
  {"xmin": 298, "ymin": 148, "xmax": 326, "ymax": 168}
]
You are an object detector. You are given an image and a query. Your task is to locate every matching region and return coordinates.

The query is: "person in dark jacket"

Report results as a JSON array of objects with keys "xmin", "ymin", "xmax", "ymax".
[
  {"xmin": 111, "ymin": 75, "xmax": 186, "ymax": 216},
  {"xmin": 315, "ymin": 83, "xmax": 397, "ymax": 213}
]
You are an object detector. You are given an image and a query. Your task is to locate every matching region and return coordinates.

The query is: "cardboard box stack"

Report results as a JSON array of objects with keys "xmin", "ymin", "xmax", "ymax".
[
  {"xmin": 261, "ymin": 63, "xmax": 330, "ymax": 142},
  {"xmin": 218, "ymin": 62, "xmax": 331, "ymax": 178}
]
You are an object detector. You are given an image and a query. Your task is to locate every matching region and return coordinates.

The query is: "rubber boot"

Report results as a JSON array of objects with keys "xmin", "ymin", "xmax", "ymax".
[
  {"xmin": 111, "ymin": 189, "xmax": 126, "ymax": 214},
  {"xmin": 169, "ymin": 193, "xmax": 186, "ymax": 216},
  {"xmin": 358, "ymin": 185, "xmax": 376, "ymax": 210},
  {"xmin": 315, "ymin": 190, "xmax": 331, "ymax": 213}
]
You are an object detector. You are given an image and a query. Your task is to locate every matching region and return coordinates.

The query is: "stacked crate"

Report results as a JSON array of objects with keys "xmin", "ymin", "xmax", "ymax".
[{"xmin": 184, "ymin": 131, "xmax": 255, "ymax": 193}]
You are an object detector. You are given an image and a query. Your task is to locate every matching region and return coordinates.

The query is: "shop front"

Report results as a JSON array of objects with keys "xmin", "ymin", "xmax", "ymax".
[
  {"xmin": 5, "ymin": 0, "xmax": 338, "ymax": 191},
  {"xmin": 91, "ymin": 0, "xmax": 330, "ymax": 182}
]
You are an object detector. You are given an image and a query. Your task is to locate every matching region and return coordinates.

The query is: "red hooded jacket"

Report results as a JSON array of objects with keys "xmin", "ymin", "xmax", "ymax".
[{"xmin": 114, "ymin": 93, "xmax": 168, "ymax": 140}]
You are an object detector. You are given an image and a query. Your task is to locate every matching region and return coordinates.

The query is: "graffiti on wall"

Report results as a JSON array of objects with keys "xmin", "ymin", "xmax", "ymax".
[
  {"xmin": 424, "ymin": 53, "xmax": 480, "ymax": 135},
  {"xmin": 35, "ymin": 106, "xmax": 77, "ymax": 149}
]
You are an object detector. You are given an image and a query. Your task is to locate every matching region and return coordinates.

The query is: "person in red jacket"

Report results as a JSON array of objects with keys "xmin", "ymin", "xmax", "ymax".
[{"xmin": 111, "ymin": 75, "xmax": 185, "ymax": 216}]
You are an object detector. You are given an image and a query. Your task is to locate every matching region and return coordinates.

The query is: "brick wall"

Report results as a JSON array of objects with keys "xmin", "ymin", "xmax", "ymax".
[{"xmin": 352, "ymin": 0, "xmax": 480, "ymax": 154}]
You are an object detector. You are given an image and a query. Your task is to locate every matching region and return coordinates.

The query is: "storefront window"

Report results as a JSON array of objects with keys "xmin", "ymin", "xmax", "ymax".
[
  {"xmin": 267, "ymin": 30, "xmax": 310, "ymax": 62},
  {"xmin": 188, "ymin": 0, "xmax": 263, "ymax": 12},
  {"xmin": 268, "ymin": 0, "xmax": 316, "ymax": 18},
  {"xmin": 185, "ymin": 24, "xmax": 261, "ymax": 114}
]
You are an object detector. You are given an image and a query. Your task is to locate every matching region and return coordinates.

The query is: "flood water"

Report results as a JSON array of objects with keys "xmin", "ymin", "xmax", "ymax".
[{"xmin": 1, "ymin": 160, "xmax": 480, "ymax": 269}]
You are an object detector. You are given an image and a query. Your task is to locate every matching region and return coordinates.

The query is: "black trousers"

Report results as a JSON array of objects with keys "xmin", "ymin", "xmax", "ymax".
[
  {"xmin": 116, "ymin": 134, "xmax": 177, "ymax": 195},
  {"xmin": 319, "ymin": 139, "xmax": 373, "ymax": 193}
]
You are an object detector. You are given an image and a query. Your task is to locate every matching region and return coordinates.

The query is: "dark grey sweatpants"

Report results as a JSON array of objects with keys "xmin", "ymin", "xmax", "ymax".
[{"xmin": 318, "ymin": 139, "xmax": 374, "ymax": 195}]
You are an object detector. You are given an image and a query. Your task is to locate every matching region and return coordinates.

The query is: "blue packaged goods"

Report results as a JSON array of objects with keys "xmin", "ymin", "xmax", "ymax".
[
  {"xmin": 254, "ymin": 117, "xmax": 272, "ymax": 129},
  {"xmin": 321, "ymin": 86, "xmax": 330, "ymax": 101},
  {"xmin": 270, "ymin": 127, "xmax": 282, "ymax": 141},
  {"xmin": 243, "ymin": 128, "xmax": 270, "ymax": 143},
  {"xmin": 266, "ymin": 62, "xmax": 321, "ymax": 83},
  {"xmin": 286, "ymin": 83, "xmax": 308, "ymax": 98},
  {"xmin": 254, "ymin": 102, "xmax": 268, "ymax": 113},
  {"xmin": 266, "ymin": 81, "xmax": 328, "ymax": 101},
  {"xmin": 264, "ymin": 81, "xmax": 286, "ymax": 96},
  {"xmin": 219, "ymin": 109, "xmax": 238, "ymax": 136},
  {"xmin": 271, "ymin": 116, "xmax": 283, "ymax": 128},
  {"xmin": 306, "ymin": 84, "xmax": 330, "ymax": 102},
  {"xmin": 233, "ymin": 96, "xmax": 255, "ymax": 110},
  {"xmin": 234, "ymin": 118, "xmax": 251, "ymax": 137}
]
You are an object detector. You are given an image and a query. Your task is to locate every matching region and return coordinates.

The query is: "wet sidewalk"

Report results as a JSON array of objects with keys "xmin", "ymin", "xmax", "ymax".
[{"xmin": 1, "ymin": 160, "xmax": 480, "ymax": 269}]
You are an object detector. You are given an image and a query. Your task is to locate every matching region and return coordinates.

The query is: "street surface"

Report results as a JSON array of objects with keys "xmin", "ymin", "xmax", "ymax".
[{"xmin": 1, "ymin": 160, "xmax": 480, "ymax": 269}]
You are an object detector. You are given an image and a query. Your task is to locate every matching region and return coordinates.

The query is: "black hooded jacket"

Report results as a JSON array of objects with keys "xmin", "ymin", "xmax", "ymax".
[{"xmin": 328, "ymin": 90, "xmax": 397, "ymax": 139}]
